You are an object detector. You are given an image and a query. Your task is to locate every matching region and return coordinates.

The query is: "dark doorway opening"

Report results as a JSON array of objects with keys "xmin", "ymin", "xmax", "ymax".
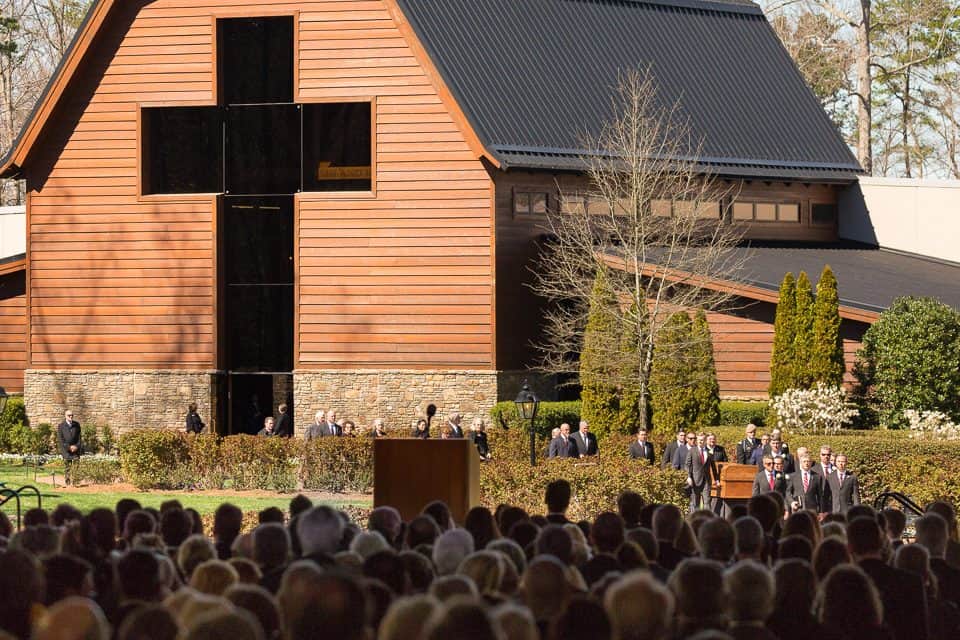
[{"xmin": 227, "ymin": 373, "xmax": 293, "ymax": 435}]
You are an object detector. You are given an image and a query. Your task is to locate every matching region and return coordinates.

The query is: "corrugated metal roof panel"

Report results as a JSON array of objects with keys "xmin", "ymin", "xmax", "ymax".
[{"xmin": 396, "ymin": 0, "xmax": 861, "ymax": 180}]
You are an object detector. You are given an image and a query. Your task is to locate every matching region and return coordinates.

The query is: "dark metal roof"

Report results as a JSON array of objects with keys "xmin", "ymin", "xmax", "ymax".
[
  {"xmin": 397, "ymin": 0, "xmax": 862, "ymax": 181},
  {"xmin": 736, "ymin": 243, "xmax": 960, "ymax": 313}
]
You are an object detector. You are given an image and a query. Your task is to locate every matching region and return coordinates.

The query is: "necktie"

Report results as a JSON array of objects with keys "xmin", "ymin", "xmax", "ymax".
[
  {"xmin": 768, "ymin": 472, "xmax": 774, "ymax": 490},
  {"xmin": 839, "ymin": 473, "xmax": 845, "ymax": 484},
  {"xmin": 700, "ymin": 448, "xmax": 706, "ymax": 464},
  {"xmin": 803, "ymin": 472, "xmax": 809, "ymax": 492}
]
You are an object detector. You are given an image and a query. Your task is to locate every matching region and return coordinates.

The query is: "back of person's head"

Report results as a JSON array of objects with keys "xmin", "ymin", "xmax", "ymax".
[
  {"xmin": 214, "ymin": 504, "xmax": 244, "ymax": 543},
  {"xmin": 724, "ymin": 560, "xmax": 772, "ymax": 623},
  {"xmin": 546, "ymin": 480, "xmax": 572, "ymax": 514},
  {"xmin": 733, "ymin": 516, "xmax": 764, "ymax": 559},
  {"xmin": 297, "ymin": 506, "xmax": 345, "ymax": 556},
  {"xmin": 498, "ymin": 507, "xmax": 530, "ymax": 539},
  {"xmin": 846, "ymin": 504, "xmax": 877, "ymax": 523},
  {"xmin": 350, "ymin": 530, "xmax": 390, "ymax": 560},
  {"xmin": 616, "ymin": 541, "xmax": 649, "ymax": 572},
  {"xmin": 580, "ymin": 553, "xmax": 622, "ymax": 587},
  {"xmin": 159, "ymin": 500, "xmax": 183, "ymax": 514},
  {"xmin": 492, "ymin": 602, "xmax": 539, "ymax": 640},
  {"xmin": 626, "ymin": 528, "xmax": 658, "ymax": 565},
  {"xmin": 617, "ymin": 492, "xmax": 645, "ymax": 529},
  {"xmin": 51, "ymin": 504, "xmax": 82, "ymax": 527},
  {"xmin": 228, "ymin": 557, "xmax": 263, "ymax": 585},
  {"xmin": 916, "ymin": 512, "xmax": 949, "ymax": 558},
  {"xmin": 289, "ymin": 495, "xmax": 312, "ymax": 518},
  {"xmin": 508, "ymin": 520, "xmax": 540, "ymax": 553},
  {"xmin": 116, "ymin": 498, "xmax": 142, "ymax": 532},
  {"xmin": 813, "ymin": 537, "xmax": 851, "ymax": 581},
  {"xmin": 116, "ymin": 549, "xmax": 163, "ymax": 602},
  {"xmin": 894, "ymin": 543, "xmax": 936, "ymax": 600},
  {"xmin": 33, "ymin": 596, "xmax": 110, "ymax": 640},
  {"xmin": 777, "ymin": 535, "xmax": 813, "ymax": 562},
  {"xmin": 124, "ymin": 510, "xmax": 157, "ymax": 542},
  {"xmin": 652, "ymin": 505, "xmax": 683, "ymax": 542},
  {"xmin": 43, "ymin": 553, "xmax": 93, "ymax": 605},
  {"xmin": 399, "ymin": 550, "xmax": 435, "ymax": 593},
  {"xmin": 183, "ymin": 608, "xmax": 265, "ymax": 640},
  {"xmin": 820, "ymin": 522, "xmax": 847, "ymax": 542},
  {"xmin": 522, "ymin": 556, "xmax": 569, "ymax": 621},
  {"xmin": 10, "ymin": 523, "xmax": 60, "ymax": 558},
  {"xmin": 24, "ymin": 507, "xmax": 50, "ymax": 528},
  {"xmin": 883, "ymin": 507, "xmax": 907, "ymax": 539},
  {"xmin": 773, "ymin": 558, "xmax": 816, "ymax": 617},
  {"xmin": 191, "ymin": 559, "xmax": 239, "ymax": 596},
  {"xmin": 252, "ymin": 523, "xmax": 290, "ymax": 569},
  {"xmin": 668, "ymin": 559, "xmax": 726, "ymax": 623},
  {"xmin": 536, "ymin": 524, "xmax": 573, "ymax": 565},
  {"xmin": 487, "ymin": 538, "xmax": 527, "ymax": 576},
  {"xmin": 547, "ymin": 595, "xmax": 611, "ymax": 640},
  {"xmin": 405, "ymin": 515, "xmax": 441, "ymax": 549},
  {"xmin": 816, "ymin": 564, "xmax": 883, "ymax": 633},
  {"xmin": 432, "ymin": 528, "xmax": 475, "ymax": 576},
  {"xmin": 464, "ymin": 507, "xmax": 500, "ymax": 550},
  {"xmin": 926, "ymin": 501, "xmax": 959, "ymax": 541},
  {"xmin": 698, "ymin": 518, "xmax": 735, "ymax": 563},
  {"xmin": 116, "ymin": 603, "xmax": 179, "ymax": 640},
  {"xmin": 747, "ymin": 495, "xmax": 779, "ymax": 534},
  {"xmin": 377, "ymin": 594, "xmax": 438, "ymax": 640},
  {"xmin": 363, "ymin": 550, "xmax": 407, "ymax": 595},
  {"xmin": 284, "ymin": 570, "xmax": 368, "ymax": 640},
  {"xmin": 457, "ymin": 551, "xmax": 504, "ymax": 596},
  {"xmin": 429, "ymin": 574, "xmax": 478, "ymax": 602},
  {"xmin": 604, "ymin": 570, "xmax": 674, "ymax": 640},
  {"xmin": 673, "ymin": 521, "xmax": 698, "ymax": 556},
  {"xmin": 87, "ymin": 508, "xmax": 118, "ymax": 554},
  {"xmin": 783, "ymin": 511, "xmax": 820, "ymax": 547},
  {"xmin": 177, "ymin": 534, "xmax": 217, "ymax": 579},
  {"xmin": 423, "ymin": 599, "xmax": 499, "ymax": 640},
  {"xmin": 159, "ymin": 509, "xmax": 192, "ymax": 549},
  {"xmin": 369, "ymin": 506, "xmax": 403, "ymax": 546},
  {"xmin": 0, "ymin": 549, "xmax": 42, "ymax": 639},
  {"xmin": 846, "ymin": 516, "xmax": 884, "ymax": 558},
  {"xmin": 592, "ymin": 512, "xmax": 626, "ymax": 554},
  {"xmin": 224, "ymin": 583, "xmax": 281, "ymax": 640},
  {"xmin": 422, "ymin": 501, "xmax": 453, "ymax": 532},
  {"xmin": 258, "ymin": 507, "xmax": 284, "ymax": 525}
]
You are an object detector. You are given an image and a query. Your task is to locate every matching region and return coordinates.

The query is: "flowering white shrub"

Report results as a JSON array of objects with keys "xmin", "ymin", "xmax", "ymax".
[
  {"xmin": 904, "ymin": 409, "xmax": 960, "ymax": 440},
  {"xmin": 770, "ymin": 383, "xmax": 859, "ymax": 434}
]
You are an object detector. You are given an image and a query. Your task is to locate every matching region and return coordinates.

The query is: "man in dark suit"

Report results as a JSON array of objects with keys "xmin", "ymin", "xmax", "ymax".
[
  {"xmin": 571, "ymin": 420, "xmax": 598, "ymax": 458},
  {"xmin": 673, "ymin": 432, "xmax": 696, "ymax": 469},
  {"xmin": 705, "ymin": 433, "xmax": 727, "ymax": 462},
  {"xmin": 786, "ymin": 455, "xmax": 828, "ymax": 516},
  {"xmin": 766, "ymin": 437, "xmax": 794, "ymax": 474},
  {"xmin": 826, "ymin": 453, "xmax": 859, "ymax": 514},
  {"xmin": 685, "ymin": 433, "xmax": 719, "ymax": 512},
  {"xmin": 752, "ymin": 456, "xmax": 785, "ymax": 496},
  {"xmin": 735, "ymin": 423, "xmax": 759, "ymax": 464},
  {"xmin": 305, "ymin": 410, "xmax": 326, "ymax": 440},
  {"xmin": 323, "ymin": 409, "xmax": 342, "ymax": 437},
  {"xmin": 811, "ymin": 445, "xmax": 834, "ymax": 477},
  {"xmin": 57, "ymin": 410, "xmax": 82, "ymax": 483},
  {"xmin": 750, "ymin": 434, "xmax": 770, "ymax": 466},
  {"xmin": 273, "ymin": 403, "xmax": 292, "ymax": 438},
  {"xmin": 662, "ymin": 430, "xmax": 685, "ymax": 470},
  {"xmin": 547, "ymin": 423, "xmax": 579, "ymax": 458},
  {"xmin": 629, "ymin": 429, "xmax": 655, "ymax": 465},
  {"xmin": 849, "ymin": 516, "xmax": 929, "ymax": 640}
]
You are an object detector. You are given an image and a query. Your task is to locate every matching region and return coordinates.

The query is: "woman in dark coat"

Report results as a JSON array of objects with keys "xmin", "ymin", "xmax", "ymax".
[
  {"xmin": 411, "ymin": 418, "xmax": 429, "ymax": 438},
  {"xmin": 185, "ymin": 403, "xmax": 204, "ymax": 434}
]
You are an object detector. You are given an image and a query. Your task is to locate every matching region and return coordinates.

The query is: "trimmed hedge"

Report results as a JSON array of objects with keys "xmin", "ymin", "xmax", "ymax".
[{"xmin": 718, "ymin": 401, "xmax": 767, "ymax": 428}]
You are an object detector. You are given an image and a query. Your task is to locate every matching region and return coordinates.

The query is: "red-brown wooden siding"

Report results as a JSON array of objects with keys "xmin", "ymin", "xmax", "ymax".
[
  {"xmin": 0, "ymin": 270, "xmax": 26, "ymax": 392},
  {"xmin": 23, "ymin": 0, "xmax": 493, "ymax": 371}
]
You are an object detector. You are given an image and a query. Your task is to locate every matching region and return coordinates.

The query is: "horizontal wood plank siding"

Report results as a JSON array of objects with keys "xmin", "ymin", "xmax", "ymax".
[
  {"xmin": 24, "ymin": 0, "xmax": 492, "ymax": 371},
  {"xmin": 0, "ymin": 270, "xmax": 27, "ymax": 392}
]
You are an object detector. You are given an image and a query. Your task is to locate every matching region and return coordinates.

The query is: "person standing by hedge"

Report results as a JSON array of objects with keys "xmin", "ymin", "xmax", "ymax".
[
  {"xmin": 735, "ymin": 423, "xmax": 759, "ymax": 464},
  {"xmin": 184, "ymin": 403, "xmax": 204, "ymax": 434},
  {"xmin": 57, "ymin": 410, "xmax": 82, "ymax": 484},
  {"xmin": 274, "ymin": 403, "xmax": 292, "ymax": 438}
]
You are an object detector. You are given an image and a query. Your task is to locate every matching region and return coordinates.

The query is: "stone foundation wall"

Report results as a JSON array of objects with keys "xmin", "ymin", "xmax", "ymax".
[
  {"xmin": 24, "ymin": 370, "xmax": 215, "ymax": 433},
  {"xmin": 293, "ymin": 370, "xmax": 500, "ymax": 436}
]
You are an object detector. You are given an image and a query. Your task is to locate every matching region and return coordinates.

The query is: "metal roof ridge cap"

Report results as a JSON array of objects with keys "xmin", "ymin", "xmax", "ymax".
[
  {"xmin": 586, "ymin": 0, "xmax": 764, "ymax": 17},
  {"xmin": 875, "ymin": 245, "xmax": 960, "ymax": 269}
]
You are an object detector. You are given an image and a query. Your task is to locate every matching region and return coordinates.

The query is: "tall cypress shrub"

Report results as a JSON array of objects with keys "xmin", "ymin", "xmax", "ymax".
[
  {"xmin": 580, "ymin": 268, "xmax": 621, "ymax": 436},
  {"xmin": 793, "ymin": 271, "xmax": 815, "ymax": 389},
  {"xmin": 650, "ymin": 311, "xmax": 696, "ymax": 434},
  {"xmin": 769, "ymin": 272, "xmax": 797, "ymax": 396},
  {"xmin": 811, "ymin": 265, "xmax": 845, "ymax": 386},
  {"xmin": 691, "ymin": 308, "xmax": 720, "ymax": 428}
]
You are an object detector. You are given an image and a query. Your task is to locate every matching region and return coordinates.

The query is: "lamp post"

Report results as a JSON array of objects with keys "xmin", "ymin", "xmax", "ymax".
[{"xmin": 514, "ymin": 382, "xmax": 540, "ymax": 467}]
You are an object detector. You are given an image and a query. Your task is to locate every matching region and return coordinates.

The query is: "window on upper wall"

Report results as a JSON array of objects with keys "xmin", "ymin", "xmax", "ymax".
[
  {"xmin": 142, "ymin": 107, "xmax": 222, "ymax": 195},
  {"xmin": 732, "ymin": 201, "xmax": 802, "ymax": 222},
  {"xmin": 302, "ymin": 102, "xmax": 372, "ymax": 192},
  {"xmin": 650, "ymin": 199, "xmax": 721, "ymax": 218},
  {"xmin": 811, "ymin": 203, "xmax": 838, "ymax": 226},
  {"xmin": 514, "ymin": 191, "xmax": 549, "ymax": 216},
  {"xmin": 219, "ymin": 17, "xmax": 294, "ymax": 105}
]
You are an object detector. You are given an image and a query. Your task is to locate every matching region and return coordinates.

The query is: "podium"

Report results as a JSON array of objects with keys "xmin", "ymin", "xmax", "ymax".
[{"xmin": 373, "ymin": 438, "xmax": 481, "ymax": 523}]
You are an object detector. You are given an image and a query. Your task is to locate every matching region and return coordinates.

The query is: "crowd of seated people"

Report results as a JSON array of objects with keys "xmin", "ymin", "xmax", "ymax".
[{"xmin": 1, "ymin": 482, "xmax": 959, "ymax": 640}]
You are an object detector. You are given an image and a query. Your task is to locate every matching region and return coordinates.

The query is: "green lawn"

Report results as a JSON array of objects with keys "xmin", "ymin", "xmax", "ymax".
[{"xmin": 0, "ymin": 463, "xmax": 371, "ymax": 522}]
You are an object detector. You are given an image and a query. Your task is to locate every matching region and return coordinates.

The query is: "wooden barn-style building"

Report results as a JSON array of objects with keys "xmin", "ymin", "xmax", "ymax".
[{"xmin": 2, "ymin": 0, "xmax": 957, "ymax": 432}]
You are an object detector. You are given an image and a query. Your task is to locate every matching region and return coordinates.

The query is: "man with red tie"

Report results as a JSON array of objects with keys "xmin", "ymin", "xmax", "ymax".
[
  {"xmin": 684, "ymin": 432, "xmax": 719, "ymax": 512},
  {"xmin": 787, "ymin": 454, "xmax": 828, "ymax": 517},
  {"xmin": 752, "ymin": 456, "xmax": 785, "ymax": 496}
]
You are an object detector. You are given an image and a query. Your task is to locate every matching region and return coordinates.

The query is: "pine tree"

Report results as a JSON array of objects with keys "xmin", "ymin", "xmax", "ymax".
[
  {"xmin": 691, "ymin": 308, "xmax": 720, "ymax": 428},
  {"xmin": 650, "ymin": 311, "xmax": 696, "ymax": 434},
  {"xmin": 580, "ymin": 268, "xmax": 621, "ymax": 436},
  {"xmin": 811, "ymin": 265, "xmax": 845, "ymax": 386},
  {"xmin": 793, "ymin": 271, "xmax": 815, "ymax": 389},
  {"xmin": 769, "ymin": 272, "xmax": 797, "ymax": 397},
  {"xmin": 618, "ymin": 302, "xmax": 647, "ymax": 434}
]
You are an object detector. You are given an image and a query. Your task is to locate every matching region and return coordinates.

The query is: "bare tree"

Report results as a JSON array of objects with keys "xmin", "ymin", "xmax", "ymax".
[{"xmin": 531, "ymin": 69, "xmax": 745, "ymax": 432}]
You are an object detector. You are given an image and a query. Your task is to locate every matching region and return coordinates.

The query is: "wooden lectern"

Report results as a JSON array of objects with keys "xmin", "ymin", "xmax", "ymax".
[
  {"xmin": 710, "ymin": 462, "xmax": 759, "ymax": 513},
  {"xmin": 374, "ymin": 438, "xmax": 481, "ymax": 523}
]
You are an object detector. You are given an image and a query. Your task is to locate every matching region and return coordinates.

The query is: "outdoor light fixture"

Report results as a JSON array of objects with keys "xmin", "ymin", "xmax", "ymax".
[{"xmin": 514, "ymin": 382, "xmax": 540, "ymax": 467}]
